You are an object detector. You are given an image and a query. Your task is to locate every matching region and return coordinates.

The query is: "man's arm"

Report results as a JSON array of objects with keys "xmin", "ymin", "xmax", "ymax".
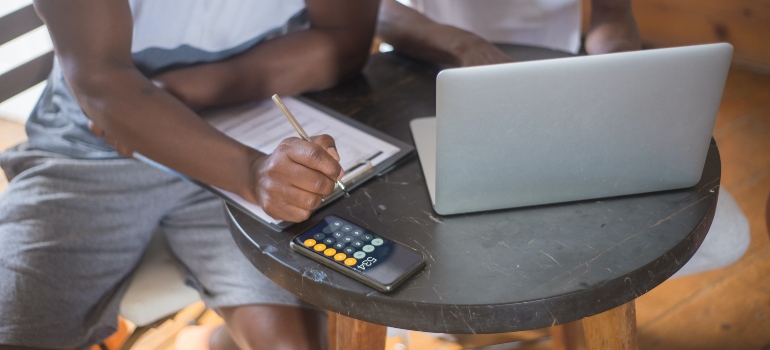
[
  {"xmin": 376, "ymin": 0, "xmax": 510, "ymax": 67},
  {"xmin": 33, "ymin": 0, "xmax": 376, "ymax": 222},
  {"xmin": 153, "ymin": 0, "xmax": 380, "ymax": 110},
  {"xmin": 585, "ymin": 0, "xmax": 641, "ymax": 55}
]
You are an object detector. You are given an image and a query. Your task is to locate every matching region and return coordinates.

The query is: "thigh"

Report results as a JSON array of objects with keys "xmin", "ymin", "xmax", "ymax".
[
  {"xmin": 160, "ymin": 186, "xmax": 312, "ymax": 310},
  {"xmin": 0, "ymin": 147, "xmax": 169, "ymax": 348}
]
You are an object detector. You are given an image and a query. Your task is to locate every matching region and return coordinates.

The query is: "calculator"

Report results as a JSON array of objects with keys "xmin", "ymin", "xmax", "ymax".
[{"xmin": 290, "ymin": 215, "xmax": 426, "ymax": 292}]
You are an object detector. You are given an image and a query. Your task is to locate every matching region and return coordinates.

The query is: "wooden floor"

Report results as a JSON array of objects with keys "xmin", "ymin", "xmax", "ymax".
[
  {"xmin": 0, "ymin": 66, "xmax": 768, "ymax": 350},
  {"xmin": 633, "ymin": 67, "xmax": 770, "ymax": 350}
]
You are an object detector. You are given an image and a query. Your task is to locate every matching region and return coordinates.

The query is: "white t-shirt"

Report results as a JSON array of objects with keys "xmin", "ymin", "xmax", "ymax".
[{"xmin": 409, "ymin": 0, "xmax": 581, "ymax": 54}]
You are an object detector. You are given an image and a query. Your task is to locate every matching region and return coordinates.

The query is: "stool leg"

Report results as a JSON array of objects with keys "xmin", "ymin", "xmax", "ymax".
[
  {"xmin": 551, "ymin": 321, "xmax": 581, "ymax": 350},
  {"xmin": 582, "ymin": 300, "xmax": 638, "ymax": 350},
  {"xmin": 332, "ymin": 313, "xmax": 387, "ymax": 350}
]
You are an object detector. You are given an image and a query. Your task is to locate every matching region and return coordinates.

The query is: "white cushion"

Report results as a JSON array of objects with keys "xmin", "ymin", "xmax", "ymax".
[{"xmin": 119, "ymin": 230, "xmax": 201, "ymax": 327}]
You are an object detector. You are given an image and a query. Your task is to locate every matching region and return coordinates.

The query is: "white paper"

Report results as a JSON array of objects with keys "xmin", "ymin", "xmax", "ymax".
[{"xmin": 202, "ymin": 97, "xmax": 400, "ymax": 225}]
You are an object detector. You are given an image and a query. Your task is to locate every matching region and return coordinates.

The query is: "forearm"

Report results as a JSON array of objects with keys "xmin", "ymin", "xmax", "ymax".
[
  {"xmin": 211, "ymin": 28, "xmax": 370, "ymax": 106},
  {"xmin": 159, "ymin": 28, "xmax": 374, "ymax": 110},
  {"xmin": 377, "ymin": 0, "xmax": 474, "ymax": 66},
  {"xmin": 70, "ymin": 67, "xmax": 261, "ymax": 200}
]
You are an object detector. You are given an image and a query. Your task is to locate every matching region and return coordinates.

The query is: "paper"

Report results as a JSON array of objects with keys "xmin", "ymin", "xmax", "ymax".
[{"xmin": 202, "ymin": 97, "xmax": 400, "ymax": 225}]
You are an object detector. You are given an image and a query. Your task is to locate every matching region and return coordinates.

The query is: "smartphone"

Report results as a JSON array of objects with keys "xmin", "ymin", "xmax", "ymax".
[{"xmin": 290, "ymin": 215, "xmax": 426, "ymax": 292}]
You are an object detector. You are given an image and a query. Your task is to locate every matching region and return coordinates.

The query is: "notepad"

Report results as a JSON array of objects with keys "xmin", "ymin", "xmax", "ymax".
[{"xmin": 137, "ymin": 97, "xmax": 414, "ymax": 231}]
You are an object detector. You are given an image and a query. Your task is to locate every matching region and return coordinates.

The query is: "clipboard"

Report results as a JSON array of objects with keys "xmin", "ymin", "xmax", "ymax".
[{"xmin": 136, "ymin": 96, "xmax": 414, "ymax": 231}]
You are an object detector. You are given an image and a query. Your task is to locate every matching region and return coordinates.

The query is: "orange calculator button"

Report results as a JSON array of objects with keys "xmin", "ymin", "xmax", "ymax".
[
  {"xmin": 303, "ymin": 239, "xmax": 316, "ymax": 247},
  {"xmin": 313, "ymin": 244, "xmax": 326, "ymax": 252},
  {"xmin": 323, "ymin": 248, "xmax": 336, "ymax": 256},
  {"xmin": 333, "ymin": 253, "xmax": 346, "ymax": 261},
  {"xmin": 344, "ymin": 258, "xmax": 357, "ymax": 266}
]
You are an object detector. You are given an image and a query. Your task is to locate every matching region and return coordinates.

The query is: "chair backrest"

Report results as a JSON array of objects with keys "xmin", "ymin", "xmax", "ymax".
[{"xmin": 0, "ymin": 4, "xmax": 53, "ymax": 103}]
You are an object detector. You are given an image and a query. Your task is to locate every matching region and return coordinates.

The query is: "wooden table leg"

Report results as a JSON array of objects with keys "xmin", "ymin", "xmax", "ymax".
[
  {"xmin": 551, "ymin": 321, "xmax": 581, "ymax": 350},
  {"xmin": 327, "ymin": 311, "xmax": 338, "ymax": 350},
  {"xmin": 331, "ymin": 313, "xmax": 387, "ymax": 350},
  {"xmin": 582, "ymin": 300, "xmax": 638, "ymax": 350}
]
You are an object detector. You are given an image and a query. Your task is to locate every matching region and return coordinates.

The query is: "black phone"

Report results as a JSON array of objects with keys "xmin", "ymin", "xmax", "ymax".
[{"xmin": 290, "ymin": 215, "xmax": 426, "ymax": 292}]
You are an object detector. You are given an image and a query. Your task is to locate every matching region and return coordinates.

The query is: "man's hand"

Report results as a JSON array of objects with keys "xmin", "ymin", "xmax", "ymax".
[
  {"xmin": 585, "ymin": 0, "xmax": 641, "ymax": 55},
  {"xmin": 247, "ymin": 135, "xmax": 344, "ymax": 222},
  {"xmin": 88, "ymin": 121, "xmax": 134, "ymax": 157},
  {"xmin": 378, "ymin": 0, "xmax": 511, "ymax": 68},
  {"xmin": 439, "ymin": 29, "xmax": 512, "ymax": 67}
]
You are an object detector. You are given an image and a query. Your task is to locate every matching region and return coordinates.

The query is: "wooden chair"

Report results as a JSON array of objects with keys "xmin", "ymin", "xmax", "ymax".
[{"xmin": 0, "ymin": 2, "xmax": 200, "ymax": 334}]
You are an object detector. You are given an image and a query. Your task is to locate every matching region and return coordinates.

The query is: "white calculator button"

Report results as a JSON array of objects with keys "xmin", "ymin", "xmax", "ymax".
[
  {"xmin": 371, "ymin": 238, "xmax": 384, "ymax": 246},
  {"xmin": 353, "ymin": 251, "xmax": 366, "ymax": 259},
  {"xmin": 362, "ymin": 245, "xmax": 375, "ymax": 253}
]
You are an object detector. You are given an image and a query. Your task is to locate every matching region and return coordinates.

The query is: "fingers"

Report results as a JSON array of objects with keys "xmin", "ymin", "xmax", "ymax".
[
  {"xmin": 280, "ymin": 137, "xmax": 344, "ymax": 181},
  {"xmin": 88, "ymin": 120, "xmax": 134, "ymax": 156},
  {"xmin": 310, "ymin": 134, "xmax": 341, "ymax": 162},
  {"xmin": 281, "ymin": 161, "xmax": 337, "ymax": 194},
  {"xmin": 115, "ymin": 144, "xmax": 134, "ymax": 157},
  {"xmin": 88, "ymin": 120, "xmax": 105, "ymax": 137},
  {"xmin": 310, "ymin": 134, "xmax": 343, "ymax": 166},
  {"xmin": 258, "ymin": 179, "xmax": 324, "ymax": 222},
  {"xmin": 273, "ymin": 185, "xmax": 324, "ymax": 212},
  {"xmin": 102, "ymin": 134, "xmax": 134, "ymax": 156},
  {"xmin": 261, "ymin": 151, "xmax": 336, "ymax": 195},
  {"xmin": 263, "ymin": 200, "xmax": 313, "ymax": 223}
]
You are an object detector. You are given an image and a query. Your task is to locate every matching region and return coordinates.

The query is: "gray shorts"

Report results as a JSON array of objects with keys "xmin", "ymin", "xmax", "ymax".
[{"xmin": 0, "ymin": 143, "xmax": 312, "ymax": 349}]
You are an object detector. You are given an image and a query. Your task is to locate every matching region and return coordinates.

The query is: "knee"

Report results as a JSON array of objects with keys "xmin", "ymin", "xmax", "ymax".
[{"xmin": 221, "ymin": 305, "xmax": 327, "ymax": 350}]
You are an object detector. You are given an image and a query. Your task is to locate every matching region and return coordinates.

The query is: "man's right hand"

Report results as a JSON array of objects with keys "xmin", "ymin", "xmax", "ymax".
[{"xmin": 246, "ymin": 135, "xmax": 345, "ymax": 222}]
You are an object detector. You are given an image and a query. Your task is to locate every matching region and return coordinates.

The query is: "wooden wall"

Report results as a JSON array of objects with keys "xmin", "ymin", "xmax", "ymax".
[{"xmin": 582, "ymin": 0, "xmax": 770, "ymax": 70}]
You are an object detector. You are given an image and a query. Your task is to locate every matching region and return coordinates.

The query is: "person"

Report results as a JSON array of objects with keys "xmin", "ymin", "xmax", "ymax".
[
  {"xmin": 376, "ymin": 0, "xmax": 750, "ymax": 277},
  {"xmin": 0, "ymin": 0, "xmax": 378, "ymax": 349},
  {"xmin": 377, "ymin": 0, "xmax": 641, "ymax": 67}
]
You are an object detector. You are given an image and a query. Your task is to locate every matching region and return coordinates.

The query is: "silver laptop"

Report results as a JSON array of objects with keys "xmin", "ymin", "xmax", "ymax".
[{"xmin": 410, "ymin": 43, "xmax": 732, "ymax": 215}]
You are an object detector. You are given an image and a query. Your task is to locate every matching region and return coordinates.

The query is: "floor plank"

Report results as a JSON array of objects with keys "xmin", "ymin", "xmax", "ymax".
[{"xmin": 638, "ymin": 248, "xmax": 770, "ymax": 349}]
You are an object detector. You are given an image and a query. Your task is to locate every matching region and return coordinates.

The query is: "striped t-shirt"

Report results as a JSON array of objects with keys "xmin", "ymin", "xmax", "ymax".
[{"xmin": 27, "ymin": 0, "xmax": 307, "ymax": 158}]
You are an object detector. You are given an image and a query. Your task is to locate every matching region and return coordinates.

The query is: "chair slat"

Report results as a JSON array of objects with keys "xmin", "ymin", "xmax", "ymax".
[
  {"xmin": 0, "ymin": 4, "xmax": 44, "ymax": 47},
  {"xmin": 0, "ymin": 51, "xmax": 53, "ymax": 103}
]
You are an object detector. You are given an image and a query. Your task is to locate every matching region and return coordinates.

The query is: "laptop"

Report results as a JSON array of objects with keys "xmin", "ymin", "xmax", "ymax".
[{"xmin": 410, "ymin": 43, "xmax": 733, "ymax": 215}]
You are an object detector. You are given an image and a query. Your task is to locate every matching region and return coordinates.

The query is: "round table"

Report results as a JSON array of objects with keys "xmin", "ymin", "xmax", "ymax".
[{"xmin": 226, "ymin": 45, "xmax": 719, "ymax": 350}]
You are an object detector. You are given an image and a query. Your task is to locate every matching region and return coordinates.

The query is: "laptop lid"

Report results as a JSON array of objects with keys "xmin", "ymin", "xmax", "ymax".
[{"xmin": 415, "ymin": 43, "xmax": 732, "ymax": 215}]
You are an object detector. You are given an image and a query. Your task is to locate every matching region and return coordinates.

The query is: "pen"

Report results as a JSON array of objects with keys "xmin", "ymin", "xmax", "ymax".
[{"xmin": 272, "ymin": 94, "xmax": 348, "ymax": 195}]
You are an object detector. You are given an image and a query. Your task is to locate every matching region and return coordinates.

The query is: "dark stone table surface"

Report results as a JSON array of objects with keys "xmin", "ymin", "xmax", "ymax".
[{"xmin": 227, "ymin": 45, "xmax": 719, "ymax": 333}]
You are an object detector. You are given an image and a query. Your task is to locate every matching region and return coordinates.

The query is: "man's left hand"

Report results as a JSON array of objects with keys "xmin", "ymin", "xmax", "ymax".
[{"xmin": 585, "ymin": 5, "xmax": 641, "ymax": 55}]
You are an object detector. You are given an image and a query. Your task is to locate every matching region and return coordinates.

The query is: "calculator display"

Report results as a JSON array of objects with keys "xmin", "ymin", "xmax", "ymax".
[{"xmin": 293, "ymin": 216, "xmax": 424, "ymax": 286}]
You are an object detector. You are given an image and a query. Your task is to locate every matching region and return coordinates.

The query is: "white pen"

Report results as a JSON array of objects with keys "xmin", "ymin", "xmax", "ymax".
[{"xmin": 271, "ymin": 94, "xmax": 348, "ymax": 195}]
